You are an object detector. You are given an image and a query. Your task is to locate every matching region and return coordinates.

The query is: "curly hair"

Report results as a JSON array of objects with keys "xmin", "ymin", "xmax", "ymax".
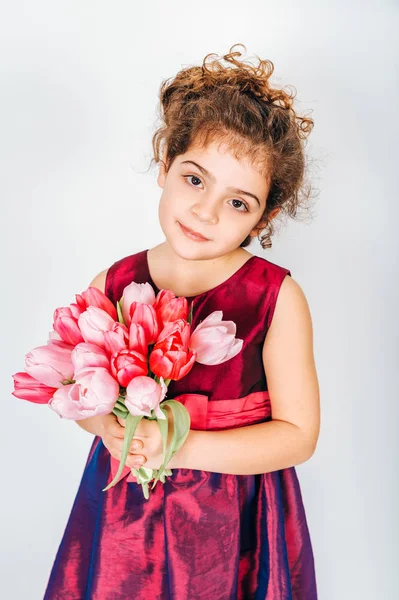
[{"xmin": 150, "ymin": 43, "xmax": 316, "ymax": 250}]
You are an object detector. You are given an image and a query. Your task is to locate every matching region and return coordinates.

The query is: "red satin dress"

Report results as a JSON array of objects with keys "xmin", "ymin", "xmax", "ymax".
[{"xmin": 43, "ymin": 249, "xmax": 318, "ymax": 599}]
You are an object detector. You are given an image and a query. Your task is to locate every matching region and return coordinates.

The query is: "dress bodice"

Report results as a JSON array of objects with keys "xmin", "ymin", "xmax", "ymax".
[{"xmin": 105, "ymin": 248, "xmax": 291, "ymax": 401}]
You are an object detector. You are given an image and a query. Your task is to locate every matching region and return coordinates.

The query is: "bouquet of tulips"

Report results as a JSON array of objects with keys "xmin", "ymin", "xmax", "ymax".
[{"xmin": 12, "ymin": 281, "xmax": 243, "ymax": 499}]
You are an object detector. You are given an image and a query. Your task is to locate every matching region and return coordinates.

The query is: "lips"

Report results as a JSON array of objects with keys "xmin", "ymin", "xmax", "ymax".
[{"xmin": 178, "ymin": 222, "xmax": 210, "ymax": 241}]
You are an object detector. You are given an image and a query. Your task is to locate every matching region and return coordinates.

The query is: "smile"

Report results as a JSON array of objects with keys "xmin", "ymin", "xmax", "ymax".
[{"xmin": 178, "ymin": 222, "xmax": 210, "ymax": 242}]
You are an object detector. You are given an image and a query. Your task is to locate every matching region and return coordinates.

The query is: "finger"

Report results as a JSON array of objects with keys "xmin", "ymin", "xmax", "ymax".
[
  {"xmin": 133, "ymin": 418, "xmax": 154, "ymax": 438},
  {"xmin": 126, "ymin": 454, "xmax": 146, "ymax": 469},
  {"xmin": 129, "ymin": 438, "xmax": 144, "ymax": 452},
  {"xmin": 105, "ymin": 441, "xmax": 144, "ymax": 463},
  {"xmin": 108, "ymin": 437, "xmax": 144, "ymax": 457},
  {"xmin": 106, "ymin": 415, "xmax": 126, "ymax": 439},
  {"xmin": 116, "ymin": 415, "xmax": 148, "ymax": 438}
]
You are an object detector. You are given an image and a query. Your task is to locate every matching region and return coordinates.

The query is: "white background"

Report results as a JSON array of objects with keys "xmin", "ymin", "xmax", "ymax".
[{"xmin": 1, "ymin": 1, "xmax": 398, "ymax": 598}]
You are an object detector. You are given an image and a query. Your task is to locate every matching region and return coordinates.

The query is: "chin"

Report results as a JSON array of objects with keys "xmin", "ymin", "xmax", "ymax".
[
  {"xmin": 169, "ymin": 240, "xmax": 210, "ymax": 261},
  {"xmin": 162, "ymin": 229, "xmax": 208, "ymax": 260}
]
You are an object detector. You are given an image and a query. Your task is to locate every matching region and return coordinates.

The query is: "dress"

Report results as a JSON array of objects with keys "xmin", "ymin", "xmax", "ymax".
[{"xmin": 43, "ymin": 248, "xmax": 318, "ymax": 600}]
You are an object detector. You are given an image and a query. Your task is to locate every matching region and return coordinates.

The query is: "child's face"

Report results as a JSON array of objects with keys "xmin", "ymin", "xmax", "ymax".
[{"xmin": 157, "ymin": 139, "xmax": 274, "ymax": 260}]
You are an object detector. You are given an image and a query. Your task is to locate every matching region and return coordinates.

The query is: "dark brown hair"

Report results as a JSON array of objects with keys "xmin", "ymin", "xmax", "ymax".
[{"xmin": 150, "ymin": 43, "xmax": 316, "ymax": 250}]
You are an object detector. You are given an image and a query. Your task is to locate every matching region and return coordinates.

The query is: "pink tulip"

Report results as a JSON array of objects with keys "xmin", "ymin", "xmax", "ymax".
[
  {"xmin": 48, "ymin": 330, "xmax": 63, "ymax": 341},
  {"xmin": 52, "ymin": 305, "xmax": 85, "ymax": 346},
  {"xmin": 189, "ymin": 311, "xmax": 243, "ymax": 365},
  {"xmin": 103, "ymin": 322, "xmax": 129, "ymax": 357},
  {"xmin": 125, "ymin": 375, "xmax": 167, "ymax": 420},
  {"xmin": 75, "ymin": 287, "xmax": 117, "ymax": 321},
  {"xmin": 12, "ymin": 372, "xmax": 58, "ymax": 404},
  {"xmin": 49, "ymin": 367, "xmax": 119, "ymax": 419},
  {"xmin": 129, "ymin": 322, "xmax": 148, "ymax": 355},
  {"xmin": 110, "ymin": 349, "xmax": 148, "ymax": 387},
  {"xmin": 71, "ymin": 342, "xmax": 110, "ymax": 373},
  {"xmin": 149, "ymin": 319, "xmax": 197, "ymax": 381},
  {"xmin": 25, "ymin": 339, "xmax": 74, "ymax": 388},
  {"xmin": 129, "ymin": 302, "xmax": 159, "ymax": 345},
  {"xmin": 121, "ymin": 282, "xmax": 156, "ymax": 326},
  {"xmin": 46, "ymin": 338, "xmax": 71, "ymax": 347},
  {"xmin": 78, "ymin": 306, "xmax": 116, "ymax": 349},
  {"xmin": 153, "ymin": 289, "xmax": 189, "ymax": 330}
]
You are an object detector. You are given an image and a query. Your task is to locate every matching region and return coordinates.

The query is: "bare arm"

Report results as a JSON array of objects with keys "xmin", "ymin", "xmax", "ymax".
[{"xmin": 169, "ymin": 275, "xmax": 321, "ymax": 474}]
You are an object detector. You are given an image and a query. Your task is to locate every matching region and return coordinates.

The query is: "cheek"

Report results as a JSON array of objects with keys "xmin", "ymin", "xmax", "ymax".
[
  {"xmin": 158, "ymin": 195, "xmax": 171, "ymax": 222},
  {"xmin": 159, "ymin": 193, "xmax": 181, "ymax": 222}
]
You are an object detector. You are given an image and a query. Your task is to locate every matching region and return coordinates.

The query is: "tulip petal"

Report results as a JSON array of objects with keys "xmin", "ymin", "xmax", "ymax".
[{"xmin": 12, "ymin": 372, "xmax": 57, "ymax": 404}]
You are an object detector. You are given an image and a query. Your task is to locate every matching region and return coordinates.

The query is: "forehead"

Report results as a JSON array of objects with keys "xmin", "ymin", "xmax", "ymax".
[
  {"xmin": 179, "ymin": 137, "xmax": 271, "ymax": 193},
  {"xmin": 183, "ymin": 138, "xmax": 268, "ymax": 176}
]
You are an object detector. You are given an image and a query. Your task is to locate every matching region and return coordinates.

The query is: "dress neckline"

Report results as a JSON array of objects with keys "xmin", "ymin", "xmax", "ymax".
[{"xmin": 145, "ymin": 248, "xmax": 256, "ymax": 300}]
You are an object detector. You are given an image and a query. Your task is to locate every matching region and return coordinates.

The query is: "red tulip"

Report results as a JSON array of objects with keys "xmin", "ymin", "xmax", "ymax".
[
  {"xmin": 129, "ymin": 322, "xmax": 148, "ymax": 355},
  {"xmin": 149, "ymin": 319, "xmax": 197, "ymax": 381},
  {"xmin": 103, "ymin": 322, "xmax": 130, "ymax": 357},
  {"xmin": 12, "ymin": 372, "xmax": 58, "ymax": 404},
  {"xmin": 52, "ymin": 305, "xmax": 85, "ymax": 345},
  {"xmin": 110, "ymin": 349, "xmax": 148, "ymax": 387},
  {"xmin": 129, "ymin": 302, "xmax": 159, "ymax": 345},
  {"xmin": 153, "ymin": 289, "xmax": 189, "ymax": 330},
  {"xmin": 75, "ymin": 286, "xmax": 117, "ymax": 321}
]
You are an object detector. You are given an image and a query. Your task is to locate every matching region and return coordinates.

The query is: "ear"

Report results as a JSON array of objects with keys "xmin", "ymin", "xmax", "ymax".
[
  {"xmin": 249, "ymin": 220, "xmax": 267, "ymax": 238},
  {"xmin": 157, "ymin": 161, "xmax": 167, "ymax": 188},
  {"xmin": 249, "ymin": 208, "xmax": 280, "ymax": 237}
]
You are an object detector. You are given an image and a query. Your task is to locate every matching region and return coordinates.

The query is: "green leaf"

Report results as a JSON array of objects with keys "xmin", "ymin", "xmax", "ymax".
[
  {"xmin": 159, "ymin": 468, "xmax": 172, "ymax": 483},
  {"xmin": 142, "ymin": 482, "xmax": 149, "ymax": 499},
  {"xmin": 151, "ymin": 400, "xmax": 191, "ymax": 489},
  {"xmin": 112, "ymin": 406, "xmax": 129, "ymax": 419},
  {"xmin": 133, "ymin": 467, "xmax": 154, "ymax": 500},
  {"xmin": 114, "ymin": 400, "xmax": 127, "ymax": 412},
  {"xmin": 136, "ymin": 466, "xmax": 155, "ymax": 484},
  {"xmin": 188, "ymin": 300, "xmax": 194, "ymax": 325},
  {"xmin": 102, "ymin": 412, "xmax": 144, "ymax": 492},
  {"xmin": 116, "ymin": 298, "xmax": 125, "ymax": 325},
  {"xmin": 150, "ymin": 406, "xmax": 170, "ymax": 488},
  {"xmin": 61, "ymin": 378, "xmax": 75, "ymax": 385}
]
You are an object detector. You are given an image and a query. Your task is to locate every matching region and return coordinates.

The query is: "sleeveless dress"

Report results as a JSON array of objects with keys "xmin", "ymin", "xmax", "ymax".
[{"xmin": 43, "ymin": 248, "xmax": 318, "ymax": 600}]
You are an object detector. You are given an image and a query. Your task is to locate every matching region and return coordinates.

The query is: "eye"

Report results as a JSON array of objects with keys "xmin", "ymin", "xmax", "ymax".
[
  {"xmin": 183, "ymin": 174, "xmax": 249, "ymax": 212},
  {"xmin": 228, "ymin": 199, "xmax": 249, "ymax": 212},
  {"xmin": 183, "ymin": 174, "xmax": 203, "ymax": 188}
]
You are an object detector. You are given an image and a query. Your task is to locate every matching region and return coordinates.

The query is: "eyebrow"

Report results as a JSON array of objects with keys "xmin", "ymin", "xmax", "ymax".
[{"xmin": 180, "ymin": 160, "xmax": 261, "ymax": 207}]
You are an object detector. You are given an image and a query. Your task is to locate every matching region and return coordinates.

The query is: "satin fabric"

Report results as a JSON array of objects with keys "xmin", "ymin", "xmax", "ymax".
[{"xmin": 43, "ymin": 249, "xmax": 318, "ymax": 599}]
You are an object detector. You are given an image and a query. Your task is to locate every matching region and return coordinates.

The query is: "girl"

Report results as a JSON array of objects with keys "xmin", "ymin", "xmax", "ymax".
[{"xmin": 44, "ymin": 44, "xmax": 320, "ymax": 599}]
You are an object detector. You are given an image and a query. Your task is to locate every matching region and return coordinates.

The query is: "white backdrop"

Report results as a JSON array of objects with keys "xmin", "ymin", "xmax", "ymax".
[{"xmin": 1, "ymin": 1, "xmax": 398, "ymax": 598}]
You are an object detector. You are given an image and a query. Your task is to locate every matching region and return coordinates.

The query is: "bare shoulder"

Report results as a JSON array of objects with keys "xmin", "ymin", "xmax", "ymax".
[
  {"xmin": 262, "ymin": 274, "xmax": 320, "ymax": 452},
  {"xmin": 88, "ymin": 268, "xmax": 109, "ymax": 294},
  {"xmin": 263, "ymin": 273, "xmax": 315, "ymax": 361},
  {"xmin": 268, "ymin": 274, "xmax": 313, "ymax": 338}
]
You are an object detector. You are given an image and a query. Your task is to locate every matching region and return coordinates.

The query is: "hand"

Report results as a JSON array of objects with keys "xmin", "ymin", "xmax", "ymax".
[
  {"xmin": 94, "ymin": 413, "xmax": 146, "ymax": 470},
  {"xmin": 117, "ymin": 407, "xmax": 176, "ymax": 471}
]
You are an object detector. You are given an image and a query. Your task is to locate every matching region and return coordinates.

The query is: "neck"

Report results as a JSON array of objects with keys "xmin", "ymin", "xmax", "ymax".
[{"xmin": 147, "ymin": 241, "xmax": 252, "ymax": 297}]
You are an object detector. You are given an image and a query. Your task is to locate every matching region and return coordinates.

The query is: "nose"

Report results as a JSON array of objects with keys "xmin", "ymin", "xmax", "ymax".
[{"xmin": 191, "ymin": 195, "xmax": 219, "ymax": 224}]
